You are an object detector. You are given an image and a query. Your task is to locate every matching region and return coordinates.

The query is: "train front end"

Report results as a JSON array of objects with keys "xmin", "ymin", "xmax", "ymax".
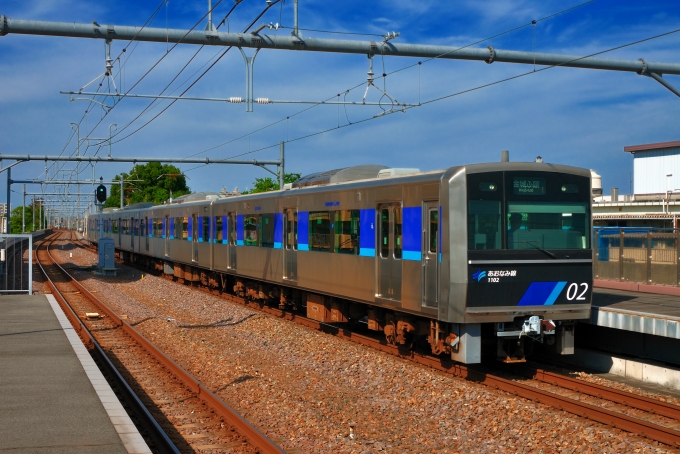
[{"xmin": 441, "ymin": 162, "xmax": 592, "ymax": 363}]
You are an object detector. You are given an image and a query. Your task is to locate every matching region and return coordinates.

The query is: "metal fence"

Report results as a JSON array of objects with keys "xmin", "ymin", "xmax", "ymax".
[
  {"xmin": 0, "ymin": 234, "xmax": 33, "ymax": 295},
  {"xmin": 594, "ymin": 229, "xmax": 680, "ymax": 286}
]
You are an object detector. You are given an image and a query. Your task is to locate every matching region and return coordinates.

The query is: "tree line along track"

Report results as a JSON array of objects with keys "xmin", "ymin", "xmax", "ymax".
[
  {"xmin": 36, "ymin": 231, "xmax": 284, "ymax": 454},
  {"xmin": 72, "ymin": 232, "xmax": 680, "ymax": 449}
]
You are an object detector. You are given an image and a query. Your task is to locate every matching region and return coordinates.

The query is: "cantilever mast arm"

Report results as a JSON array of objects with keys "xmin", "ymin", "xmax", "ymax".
[{"xmin": 646, "ymin": 72, "xmax": 680, "ymax": 98}]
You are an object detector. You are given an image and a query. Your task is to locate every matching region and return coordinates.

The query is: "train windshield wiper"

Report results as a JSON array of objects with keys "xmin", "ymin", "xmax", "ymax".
[{"xmin": 519, "ymin": 241, "xmax": 557, "ymax": 259}]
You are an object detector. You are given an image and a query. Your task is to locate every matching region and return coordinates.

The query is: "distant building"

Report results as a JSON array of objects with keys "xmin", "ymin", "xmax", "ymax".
[
  {"xmin": 628, "ymin": 140, "xmax": 680, "ymax": 194},
  {"xmin": 593, "ymin": 140, "xmax": 680, "ymax": 229}
]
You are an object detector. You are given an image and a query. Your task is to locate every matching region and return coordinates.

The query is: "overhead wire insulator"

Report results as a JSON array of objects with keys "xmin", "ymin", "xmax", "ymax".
[
  {"xmin": 255, "ymin": 98, "xmax": 271, "ymax": 104},
  {"xmin": 227, "ymin": 97, "xmax": 244, "ymax": 103}
]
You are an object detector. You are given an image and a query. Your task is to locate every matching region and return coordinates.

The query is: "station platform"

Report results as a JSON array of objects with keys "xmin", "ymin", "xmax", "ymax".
[
  {"xmin": 589, "ymin": 282, "xmax": 680, "ymax": 340},
  {"xmin": 0, "ymin": 294, "xmax": 151, "ymax": 453}
]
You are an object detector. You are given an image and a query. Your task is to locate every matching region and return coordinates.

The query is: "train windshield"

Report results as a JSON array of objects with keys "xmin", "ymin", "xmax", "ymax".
[
  {"xmin": 507, "ymin": 202, "xmax": 589, "ymax": 250},
  {"xmin": 467, "ymin": 170, "xmax": 590, "ymax": 250}
]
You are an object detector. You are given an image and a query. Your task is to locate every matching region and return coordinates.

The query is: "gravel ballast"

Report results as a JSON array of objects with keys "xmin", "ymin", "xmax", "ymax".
[{"xmin": 38, "ymin": 237, "xmax": 673, "ymax": 453}]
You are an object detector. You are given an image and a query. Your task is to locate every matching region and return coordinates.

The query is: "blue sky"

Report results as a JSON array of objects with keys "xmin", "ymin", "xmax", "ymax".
[{"xmin": 1, "ymin": 0, "xmax": 679, "ymax": 213}]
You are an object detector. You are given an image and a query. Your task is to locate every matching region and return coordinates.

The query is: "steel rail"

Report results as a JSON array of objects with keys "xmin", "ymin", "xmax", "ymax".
[
  {"xmin": 248, "ymin": 302, "xmax": 680, "ymax": 447},
  {"xmin": 2, "ymin": 16, "xmax": 680, "ymax": 75},
  {"xmin": 520, "ymin": 366, "xmax": 680, "ymax": 420},
  {"xmin": 42, "ymin": 233, "xmax": 285, "ymax": 454},
  {"xmin": 34, "ymin": 233, "xmax": 179, "ymax": 453},
  {"xmin": 74, "ymin": 236, "xmax": 680, "ymax": 447}
]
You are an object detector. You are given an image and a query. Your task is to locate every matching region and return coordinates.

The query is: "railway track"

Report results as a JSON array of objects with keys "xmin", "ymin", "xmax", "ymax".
[
  {"xmin": 73, "ymin": 233, "xmax": 680, "ymax": 448},
  {"xmin": 37, "ymin": 232, "xmax": 284, "ymax": 454}
]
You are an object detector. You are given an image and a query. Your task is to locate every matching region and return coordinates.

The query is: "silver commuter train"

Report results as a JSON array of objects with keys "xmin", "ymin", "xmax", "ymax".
[{"xmin": 86, "ymin": 160, "xmax": 593, "ymax": 364}]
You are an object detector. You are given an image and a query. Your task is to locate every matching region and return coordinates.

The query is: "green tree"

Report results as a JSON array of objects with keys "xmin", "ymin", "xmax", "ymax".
[
  {"xmin": 242, "ymin": 173, "xmax": 301, "ymax": 194},
  {"xmin": 103, "ymin": 162, "xmax": 191, "ymax": 208},
  {"xmin": 9, "ymin": 202, "xmax": 44, "ymax": 233}
]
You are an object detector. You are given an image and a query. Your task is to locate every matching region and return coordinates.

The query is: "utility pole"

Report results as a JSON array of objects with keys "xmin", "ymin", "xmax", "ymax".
[{"xmin": 22, "ymin": 184, "xmax": 25, "ymax": 234}]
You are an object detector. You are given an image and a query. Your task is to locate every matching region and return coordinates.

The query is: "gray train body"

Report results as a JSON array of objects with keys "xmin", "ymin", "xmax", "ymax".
[{"xmin": 86, "ymin": 161, "xmax": 593, "ymax": 363}]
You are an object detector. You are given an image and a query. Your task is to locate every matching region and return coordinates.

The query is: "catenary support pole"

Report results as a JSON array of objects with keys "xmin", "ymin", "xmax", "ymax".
[
  {"xmin": 5, "ymin": 167, "xmax": 10, "ymax": 234},
  {"xmin": 279, "ymin": 141, "xmax": 285, "ymax": 189}
]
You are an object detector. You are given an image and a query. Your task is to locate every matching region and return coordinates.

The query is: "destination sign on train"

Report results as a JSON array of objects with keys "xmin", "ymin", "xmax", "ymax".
[{"xmin": 513, "ymin": 177, "xmax": 546, "ymax": 195}]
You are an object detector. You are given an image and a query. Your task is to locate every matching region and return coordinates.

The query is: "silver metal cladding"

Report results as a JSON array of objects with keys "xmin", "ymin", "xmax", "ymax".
[{"xmin": 441, "ymin": 166, "xmax": 468, "ymax": 324}]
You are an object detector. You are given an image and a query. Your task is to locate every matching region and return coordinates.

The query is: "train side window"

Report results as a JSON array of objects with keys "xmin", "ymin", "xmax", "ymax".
[
  {"xmin": 335, "ymin": 210, "xmax": 359, "ymax": 255},
  {"xmin": 141, "ymin": 219, "xmax": 146, "ymax": 237},
  {"xmin": 173, "ymin": 217, "xmax": 180, "ymax": 240},
  {"xmin": 468, "ymin": 200, "xmax": 501, "ymax": 250},
  {"xmin": 380, "ymin": 209, "xmax": 390, "ymax": 258},
  {"xmin": 286, "ymin": 210, "xmax": 298, "ymax": 250},
  {"xmin": 393, "ymin": 207, "xmax": 402, "ymax": 259},
  {"xmin": 228, "ymin": 214, "xmax": 236, "ymax": 245},
  {"xmin": 181, "ymin": 217, "xmax": 188, "ymax": 240},
  {"xmin": 201, "ymin": 216, "xmax": 210, "ymax": 243},
  {"xmin": 244, "ymin": 215, "xmax": 259, "ymax": 246},
  {"xmin": 309, "ymin": 211, "xmax": 332, "ymax": 252},
  {"xmin": 215, "ymin": 216, "xmax": 223, "ymax": 243},
  {"xmin": 112, "ymin": 220, "xmax": 119, "ymax": 234},
  {"xmin": 260, "ymin": 214, "xmax": 275, "ymax": 248},
  {"xmin": 429, "ymin": 209, "xmax": 438, "ymax": 253}
]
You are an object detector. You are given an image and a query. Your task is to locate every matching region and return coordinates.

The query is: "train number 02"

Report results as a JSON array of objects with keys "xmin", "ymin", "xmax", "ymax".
[{"xmin": 566, "ymin": 283, "xmax": 589, "ymax": 300}]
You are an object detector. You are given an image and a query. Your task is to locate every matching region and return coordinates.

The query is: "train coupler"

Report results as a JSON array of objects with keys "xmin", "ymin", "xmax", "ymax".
[{"xmin": 495, "ymin": 316, "xmax": 556, "ymax": 362}]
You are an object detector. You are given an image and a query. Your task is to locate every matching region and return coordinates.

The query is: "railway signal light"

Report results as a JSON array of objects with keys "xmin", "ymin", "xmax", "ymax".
[{"xmin": 96, "ymin": 184, "xmax": 107, "ymax": 203}]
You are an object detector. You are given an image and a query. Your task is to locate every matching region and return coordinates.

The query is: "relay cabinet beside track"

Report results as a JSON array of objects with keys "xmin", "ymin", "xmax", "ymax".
[{"xmin": 86, "ymin": 159, "xmax": 592, "ymax": 363}]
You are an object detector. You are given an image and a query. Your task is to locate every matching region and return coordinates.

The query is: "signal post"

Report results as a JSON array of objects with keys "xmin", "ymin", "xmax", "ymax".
[{"xmin": 95, "ymin": 177, "xmax": 116, "ymax": 276}]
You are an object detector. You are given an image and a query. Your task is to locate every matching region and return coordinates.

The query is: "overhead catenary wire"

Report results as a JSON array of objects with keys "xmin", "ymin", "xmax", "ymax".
[
  {"xmin": 184, "ymin": 24, "xmax": 680, "ymax": 172},
  {"xmin": 104, "ymin": 2, "xmax": 246, "ymax": 143},
  {"xmin": 107, "ymin": 0, "xmax": 282, "ymax": 146},
  {"xmin": 183, "ymin": 0, "xmax": 598, "ymax": 163},
  {"xmin": 44, "ymin": 1, "xmax": 167, "ymax": 179},
  {"xmin": 71, "ymin": 0, "xmax": 230, "ymax": 150},
  {"xmin": 103, "ymin": 0, "xmax": 247, "ymax": 142}
]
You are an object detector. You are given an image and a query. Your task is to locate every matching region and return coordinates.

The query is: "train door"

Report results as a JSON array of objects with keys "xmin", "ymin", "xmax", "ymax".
[
  {"xmin": 192, "ymin": 214, "xmax": 198, "ymax": 262},
  {"xmin": 144, "ymin": 217, "xmax": 149, "ymax": 252},
  {"xmin": 227, "ymin": 212, "xmax": 236, "ymax": 270},
  {"xmin": 377, "ymin": 204, "xmax": 402, "ymax": 301},
  {"xmin": 164, "ymin": 215, "xmax": 170, "ymax": 257},
  {"xmin": 283, "ymin": 208, "xmax": 297, "ymax": 281},
  {"xmin": 117, "ymin": 217, "xmax": 122, "ymax": 245},
  {"xmin": 422, "ymin": 201, "xmax": 439, "ymax": 307}
]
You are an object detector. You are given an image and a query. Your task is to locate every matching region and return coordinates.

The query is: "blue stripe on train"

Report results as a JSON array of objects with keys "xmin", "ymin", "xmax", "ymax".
[
  {"xmin": 402, "ymin": 250, "xmax": 421, "ymax": 261},
  {"xmin": 402, "ymin": 206, "xmax": 421, "ymax": 261},
  {"xmin": 517, "ymin": 281, "xmax": 568, "ymax": 306},
  {"xmin": 359, "ymin": 209, "xmax": 375, "ymax": 254}
]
